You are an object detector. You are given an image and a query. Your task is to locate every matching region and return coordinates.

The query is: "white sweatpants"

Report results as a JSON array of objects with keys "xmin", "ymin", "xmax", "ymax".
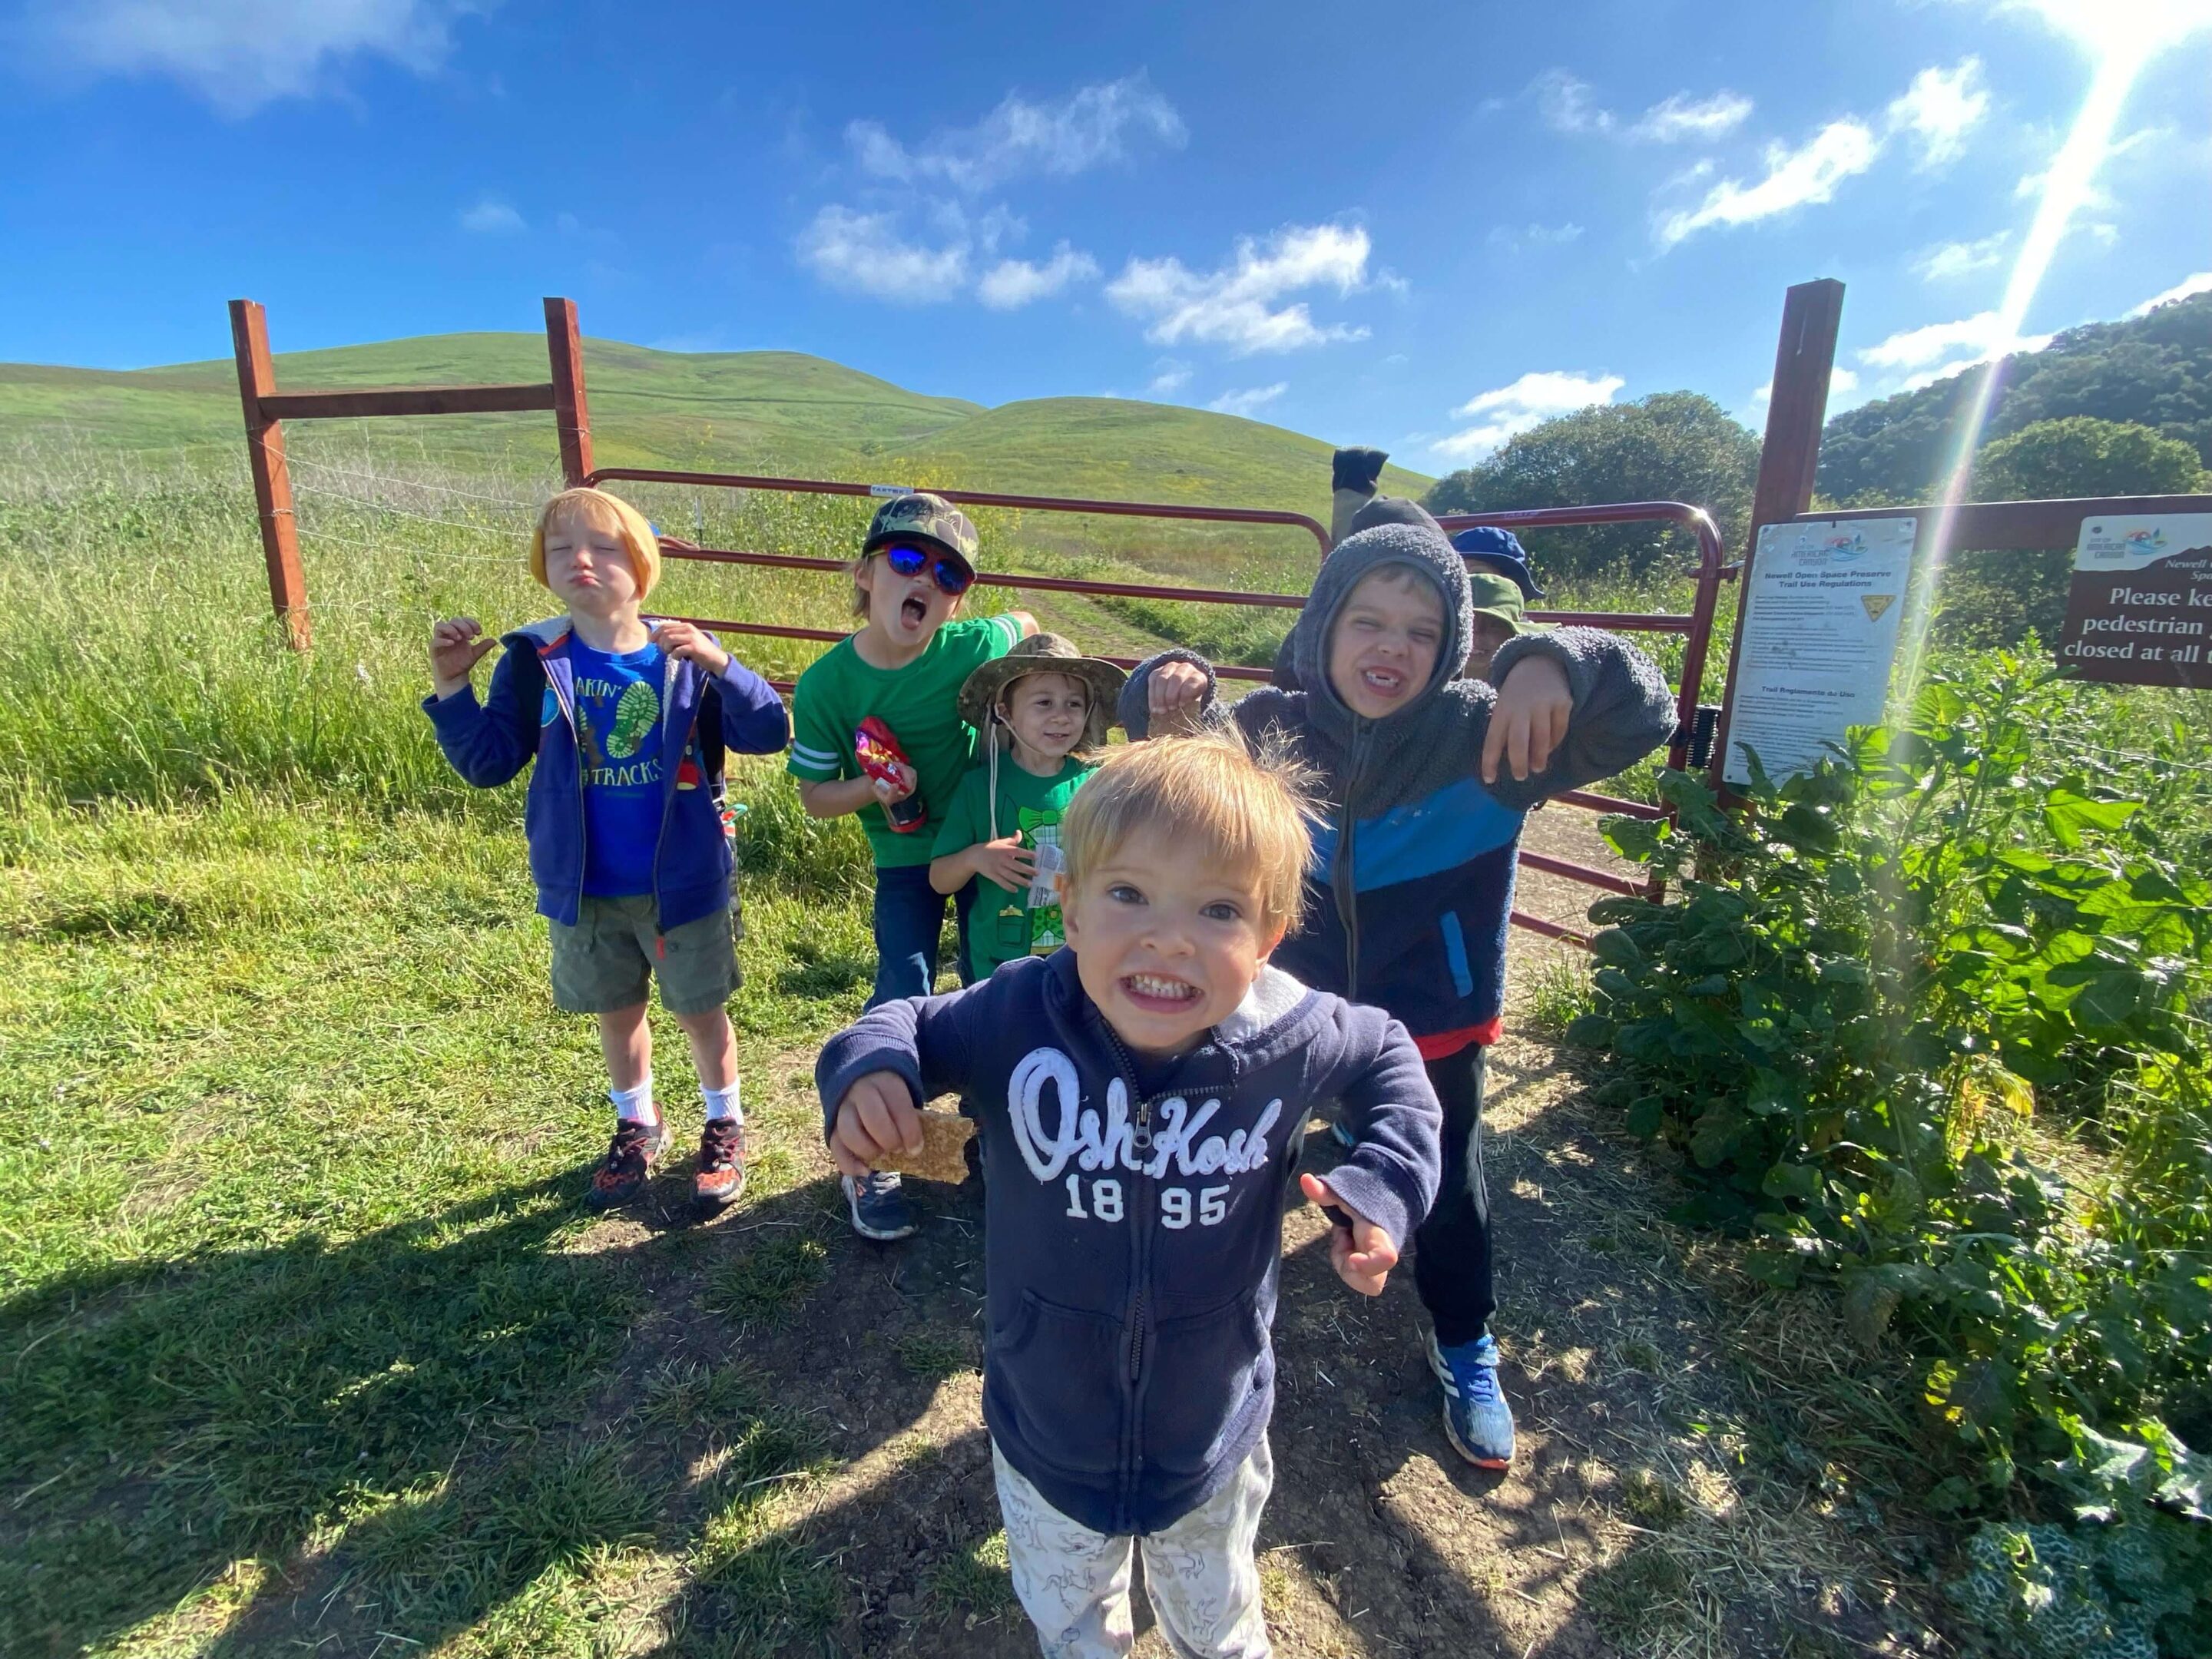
[{"xmin": 992, "ymin": 1436, "xmax": 1273, "ymax": 1659}]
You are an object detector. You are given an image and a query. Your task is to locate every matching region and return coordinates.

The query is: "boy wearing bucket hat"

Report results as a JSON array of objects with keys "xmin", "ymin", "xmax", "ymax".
[
  {"xmin": 929, "ymin": 634, "xmax": 1126, "ymax": 982},
  {"xmin": 787, "ymin": 492, "xmax": 1035, "ymax": 1239}
]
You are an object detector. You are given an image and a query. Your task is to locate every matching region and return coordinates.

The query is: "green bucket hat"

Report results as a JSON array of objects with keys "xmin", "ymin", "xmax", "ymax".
[
  {"xmin": 1468, "ymin": 569, "xmax": 1528, "ymax": 635},
  {"xmin": 959, "ymin": 633, "xmax": 1127, "ymax": 750},
  {"xmin": 863, "ymin": 492, "xmax": 981, "ymax": 573}
]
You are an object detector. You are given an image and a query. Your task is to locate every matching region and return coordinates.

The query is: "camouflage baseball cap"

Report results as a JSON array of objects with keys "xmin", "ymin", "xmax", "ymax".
[{"xmin": 863, "ymin": 492, "xmax": 980, "ymax": 572}]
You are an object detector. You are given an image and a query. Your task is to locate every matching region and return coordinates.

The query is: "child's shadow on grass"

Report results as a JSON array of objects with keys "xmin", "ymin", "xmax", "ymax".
[{"xmin": 1, "ymin": 1162, "xmax": 974, "ymax": 1658}]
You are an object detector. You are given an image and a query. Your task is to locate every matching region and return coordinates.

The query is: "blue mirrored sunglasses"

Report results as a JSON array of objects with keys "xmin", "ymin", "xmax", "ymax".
[{"xmin": 881, "ymin": 541, "xmax": 974, "ymax": 596}]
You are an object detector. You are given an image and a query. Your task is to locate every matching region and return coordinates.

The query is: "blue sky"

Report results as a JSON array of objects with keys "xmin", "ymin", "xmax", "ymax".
[{"xmin": 2, "ymin": 0, "xmax": 2207, "ymax": 472}]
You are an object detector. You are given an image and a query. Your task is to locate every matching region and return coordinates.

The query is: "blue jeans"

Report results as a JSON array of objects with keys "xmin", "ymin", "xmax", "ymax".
[{"xmin": 869, "ymin": 863, "xmax": 976, "ymax": 1009}]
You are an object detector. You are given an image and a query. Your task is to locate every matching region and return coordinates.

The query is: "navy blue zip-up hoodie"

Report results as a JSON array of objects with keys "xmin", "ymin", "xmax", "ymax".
[
  {"xmin": 422, "ymin": 618, "xmax": 790, "ymax": 929},
  {"xmin": 816, "ymin": 952, "xmax": 1441, "ymax": 1535}
]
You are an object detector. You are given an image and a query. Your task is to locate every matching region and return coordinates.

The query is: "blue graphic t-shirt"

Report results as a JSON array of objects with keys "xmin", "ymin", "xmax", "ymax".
[{"xmin": 570, "ymin": 638, "xmax": 668, "ymax": 897}]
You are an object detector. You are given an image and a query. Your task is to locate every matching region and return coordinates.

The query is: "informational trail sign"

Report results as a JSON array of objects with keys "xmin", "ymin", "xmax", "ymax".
[
  {"xmin": 2057, "ymin": 515, "xmax": 2212, "ymax": 689},
  {"xmin": 1721, "ymin": 517, "xmax": 1916, "ymax": 788}
]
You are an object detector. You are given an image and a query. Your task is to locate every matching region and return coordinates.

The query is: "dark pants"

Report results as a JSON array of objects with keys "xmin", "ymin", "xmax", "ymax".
[
  {"xmin": 868, "ymin": 863, "xmax": 975, "ymax": 1009},
  {"xmin": 1410, "ymin": 1046, "xmax": 1495, "ymax": 1348}
]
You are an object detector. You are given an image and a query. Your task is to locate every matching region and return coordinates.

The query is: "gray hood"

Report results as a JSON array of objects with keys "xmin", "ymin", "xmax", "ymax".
[{"xmin": 1279, "ymin": 522, "xmax": 1475, "ymax": 735}]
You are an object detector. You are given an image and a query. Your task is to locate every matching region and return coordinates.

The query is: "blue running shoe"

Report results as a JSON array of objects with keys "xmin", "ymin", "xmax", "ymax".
[
  {"xmin": 842, "ymin": 1171, "xmax": 917, "ymax": 1241},
  {"xmin": 1426, "ymin": 1330, "xmax": 1516, "ymax": 1469}
]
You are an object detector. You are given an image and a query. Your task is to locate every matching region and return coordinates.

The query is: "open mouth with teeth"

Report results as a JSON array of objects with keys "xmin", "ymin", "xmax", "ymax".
[
  {"xmin": 1359, "ymin": 665, "xmax": 1407, "ymax": 696},
  {"xmin": 898, "ymin": 591, "xmax": 931, "ymax": 628},
  {"xmin": 1120, "ymin": 972, "xmax": 1200, "ymax": 1011}
]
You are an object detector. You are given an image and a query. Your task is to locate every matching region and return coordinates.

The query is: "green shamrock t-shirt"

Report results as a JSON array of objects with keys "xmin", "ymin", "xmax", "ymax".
[{"xmin": 931, "ymin": 753, "xmax": 1098, "ymax": 979}]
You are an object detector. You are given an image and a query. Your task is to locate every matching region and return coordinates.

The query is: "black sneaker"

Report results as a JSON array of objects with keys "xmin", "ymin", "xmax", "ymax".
[
  {"xmin": 585, "ymin": 1118, "xmax": 671, "ymax": 1211},
  {"xmin": 694, "ymin": 1118, "xmax": 747, "ymax": 1210}
]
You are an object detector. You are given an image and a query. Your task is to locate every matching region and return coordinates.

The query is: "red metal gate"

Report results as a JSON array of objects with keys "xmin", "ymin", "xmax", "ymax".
[{"xmin": 227, "ymin": 293, "xmax": 1737, "ymax": 945}]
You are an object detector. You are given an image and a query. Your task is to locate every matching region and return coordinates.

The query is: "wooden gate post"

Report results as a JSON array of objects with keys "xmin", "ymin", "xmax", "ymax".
[
  {"xmin": 229, "ymin": 299, "xmax": 311, "ymax": 649},
  {"xmin": 545, "ymin": 297, "xmax": 594, "ymax": 487},
  {"xmin": 1707, "ymin": 278, "xmax": 1846, "ymax": 786}
]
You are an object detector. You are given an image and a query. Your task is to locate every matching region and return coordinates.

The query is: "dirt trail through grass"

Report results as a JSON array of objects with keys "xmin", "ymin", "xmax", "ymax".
[{"xmin": 158, "ymin": 1018, "xmax": 1933, "ymax": 1657}]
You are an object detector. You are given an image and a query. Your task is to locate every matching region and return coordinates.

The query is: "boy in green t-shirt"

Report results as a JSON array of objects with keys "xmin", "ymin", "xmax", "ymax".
[
  {"xmin": 787, "ymin": 492, "xmax": 1034, "ymax": 1239},
  {"xmin": 929, "ymin": 634, "xmax": 1126, "ymax": 979}
]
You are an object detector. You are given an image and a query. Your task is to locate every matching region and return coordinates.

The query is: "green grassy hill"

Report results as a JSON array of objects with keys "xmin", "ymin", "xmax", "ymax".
[{"xmin": 0, "ymin": 331, "xmax": 1431, "ymax": 518}]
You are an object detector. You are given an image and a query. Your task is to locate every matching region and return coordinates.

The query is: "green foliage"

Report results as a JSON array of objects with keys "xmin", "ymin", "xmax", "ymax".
[
  {"xmin": 1973, "ymin": 417, "xmax": 2210, "ymax": 502},
  {"xmin": 1577, "ymin": 649, "xmax": 2212, "ymax": 1578},
  {"xmin": 1820, "ymin": 292, "xmax": 2212, "ymax": 505},
  {"xmin": 1947, "ymin": 1420, "xmax": 2212, "ymax": 1659},
  {"xmin": 1425, "ymin": 391, "xmax": 1759, "ymax": 581}
]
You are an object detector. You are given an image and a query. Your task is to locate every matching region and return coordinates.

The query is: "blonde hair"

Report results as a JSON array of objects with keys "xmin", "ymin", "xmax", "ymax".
[
  {"xmin": 531, "ymin": 488, "xmax": 661, "ymax": 597},
  {"xmin": 1061, "ymin": 733, "xmax": 1316, "ymax": 935}
]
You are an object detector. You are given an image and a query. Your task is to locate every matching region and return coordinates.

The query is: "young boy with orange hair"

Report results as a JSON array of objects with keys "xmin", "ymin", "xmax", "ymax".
[{"xmin": 425, "ymin": 487, "xmax": 790, "ymax": 1213}]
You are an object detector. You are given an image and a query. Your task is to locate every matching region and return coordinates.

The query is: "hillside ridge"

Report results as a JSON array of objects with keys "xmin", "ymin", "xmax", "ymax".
[{"xmin": 0, "ymin": 332, "xmax": 1433, "ymax": 509}]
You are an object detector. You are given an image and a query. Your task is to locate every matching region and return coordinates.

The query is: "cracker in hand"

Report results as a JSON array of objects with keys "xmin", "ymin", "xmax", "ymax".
[{"xmin": 874, "ymin": 1108, "xmax": 977, "ymax": 1184}]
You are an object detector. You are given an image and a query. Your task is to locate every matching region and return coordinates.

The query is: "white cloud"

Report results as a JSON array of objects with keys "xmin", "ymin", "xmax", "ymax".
[
  {"xmin": 1856, "ymin": 311, "xmax": 2052, "ymax": 391},
  {"xmin": 796, "ymin": 206, "xmax": 969, "ymax": 303},
  {"xmin": 976, "ymin": 243, "xmax": 1100, "ymax": 310},
  {"xmin": 1208, "ymin": 383, "xmax": 1288, "ymax": 417},
  {"xmin": 1105, "ymin": 223, "xmax": 1374, "ymax": 355},
  {"xmin": 1913, "ymin": 232, "xmax": 2009, "ymax": 280},
  {"xmin": 2128, "ymin": 270, "xmax": 2212, "ymax": 316},
  {"xmin": 458, "ymin": 198, "xmax": 524, "ymax": 234},
  {"xmin": 1532, "ymin": 70, "xmax": 1615, "ymax": 134},
  {"xmin": 846, "ymin": 72, "xmax": 1185, "ymax": 193},
  {"xmin": 28, "ymin": 0, "xmax": 466, "ymax": 114},
  {"xmin": 1487, "ymin": 221, "xmax": 1585, "ymax": 251},
  {"xmin": 1532, "ymin": 73, "xmax": 1753, "ymax": 144},
  {"xmin": 1432, "ymin": 370, "xmax": 1626, "ymax": 464},
  {"xmin": 1656, "ymin": 119, "xmax": 1880, "ymax": 246},
  {"xmin": 1631, "ymin": 90, "xmax": 1754, "ymax": 143},
  {"xmin": 1886, "ymin": 58, "xmax": 1989, "ymax": 168},
  {"xmin": 1146, "ymin": 361, "xmax": 1192, "ymax": 396}
]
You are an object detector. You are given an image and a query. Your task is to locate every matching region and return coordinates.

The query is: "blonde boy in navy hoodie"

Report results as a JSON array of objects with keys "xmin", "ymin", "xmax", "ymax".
[{"xmin": 820, "ymin": 737, "xmax": 1442, "ymax": 1658}]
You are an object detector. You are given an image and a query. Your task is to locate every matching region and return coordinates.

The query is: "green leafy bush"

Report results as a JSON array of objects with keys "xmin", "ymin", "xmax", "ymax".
[{"xmin": 1568, "ymin": 651, "xmax": 2212, "ymax": 1651}]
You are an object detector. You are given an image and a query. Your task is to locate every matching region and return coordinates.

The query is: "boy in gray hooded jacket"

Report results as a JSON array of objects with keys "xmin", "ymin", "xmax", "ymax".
[{"xmin": 1122, "ymin": 515, "xmax": 1676, "ymax": 1469}]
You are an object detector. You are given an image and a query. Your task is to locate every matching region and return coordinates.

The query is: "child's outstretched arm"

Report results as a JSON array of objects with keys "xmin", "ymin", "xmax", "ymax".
[
  {"xmin": 816, "ymin": 979, "xmax": 993, "ymax": 1172},
  {"xmin": 422, "ymin": 619, "xmax": 537, "ymax": 788},
  {"xmin": 1305, "ymin": 1005, "xmax": 1443, "ymax": 1298},
  {"xmin": 1478, "ymin": 627, "xmax": 1677, "ymax": 808},
  {"xmin": 1118, "ymin": 648, "xmax": 1244, "ymax": 740},
  {"xmin": 651, "ymin": 621, "xmax": 790, "ymax": 755}
]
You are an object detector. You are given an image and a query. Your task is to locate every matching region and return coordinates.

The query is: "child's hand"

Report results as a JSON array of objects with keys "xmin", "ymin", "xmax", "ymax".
[
  {"xmin": 1147, "ymin": 661, "xmax": 1210, "ymax": 736},
  {"xmin": 975, "ymin": 835, "xmax": 1037, "ymax": 890},
  {"xmin": 430, "ymin": 617, "xmax": 497, "ymax": 695},
  {"xmin": 830, "ymin": 1071, "xmax": 923, "ymax": 1177},
  {"xmin": 1298, "ymin": 1173, "xmax": 1399, "ymax": 1296},
  {"xmin": 1482, "ymin": 655, "xmax": 1571, "ymax": 784},
  {"xmin": 649, "ymin": 620, "xmax": 731, "ymax": 677},
  {"xmin": 872, "ymin": 763, "xmax": 918, "ymax": 804}
]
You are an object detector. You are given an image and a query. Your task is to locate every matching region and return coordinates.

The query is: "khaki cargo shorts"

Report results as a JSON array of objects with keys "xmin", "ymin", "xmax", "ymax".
[{"xmin": 548, "ymin": 895, "xmax": 740, "ymax": 1017}]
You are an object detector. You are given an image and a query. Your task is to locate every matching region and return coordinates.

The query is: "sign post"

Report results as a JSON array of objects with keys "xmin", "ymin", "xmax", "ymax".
[
  {"xmin": 2056, "ymin": 515, "xmax": 2212, "ymax": 688},
  {"xmin": 1720, "ymin": 516, "xmax": 1917, "ymax": 789}
]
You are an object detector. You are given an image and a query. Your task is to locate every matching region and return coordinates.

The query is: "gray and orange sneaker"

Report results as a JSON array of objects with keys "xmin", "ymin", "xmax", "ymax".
[
  {"xmin": 695, "ymin": 1118, "xmax": 747, "ymax": 1210},
  {"xmin": 585, "ymin": 1118, "xmax": 670, "ymax": 1212}
]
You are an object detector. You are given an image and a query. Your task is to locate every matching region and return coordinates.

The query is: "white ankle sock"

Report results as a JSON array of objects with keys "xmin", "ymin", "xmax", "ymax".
[
  {"xmin": 609, "ymin": 1077, "xmax": 658, "ymax": 1127},
  {"xmin": 700, "ymin": 1081, "xmax": 742, "ymax": 1124}
]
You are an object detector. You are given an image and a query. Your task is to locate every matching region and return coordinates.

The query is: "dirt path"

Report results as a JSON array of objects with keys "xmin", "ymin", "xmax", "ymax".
[{"xmin": 536, "ymin": 1025, "xmax": 1931, "ymax": 1657}]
